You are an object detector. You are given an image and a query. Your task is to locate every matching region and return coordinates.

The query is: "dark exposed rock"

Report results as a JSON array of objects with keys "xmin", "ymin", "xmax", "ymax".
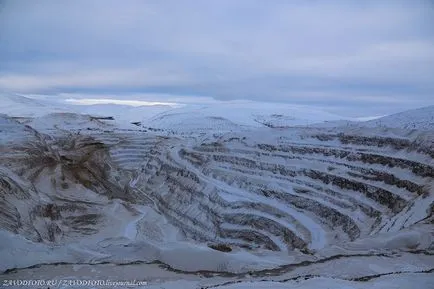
[{"xmin": 208, "ymin": 244, "xmax": 232, "ymax": 252}]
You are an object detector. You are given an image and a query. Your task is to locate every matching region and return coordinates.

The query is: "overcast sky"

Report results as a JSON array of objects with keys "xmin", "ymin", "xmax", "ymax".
[{"xmin": 0, "ymin": 0, "xmax": 433, "ymax": 116}]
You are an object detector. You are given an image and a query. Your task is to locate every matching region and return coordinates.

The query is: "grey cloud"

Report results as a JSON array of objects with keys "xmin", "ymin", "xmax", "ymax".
[{"xmin": 0, "ymin": 0, "xmax": 433, "ymax": 115}]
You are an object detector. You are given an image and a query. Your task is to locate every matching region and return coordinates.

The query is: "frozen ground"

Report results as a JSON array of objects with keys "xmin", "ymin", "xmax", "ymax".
[{"xmin": 0, "ymin": 94, "xmax": 433, "ymax": 288}]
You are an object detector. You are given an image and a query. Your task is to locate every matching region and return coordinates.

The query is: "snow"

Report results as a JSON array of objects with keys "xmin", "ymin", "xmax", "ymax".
[
  {"xmin": 312, "ymin": 106, "xmax": 434, "ymax": 131},
  {"xmin": 0, "ymin": 93, "xmax": 70, "ymax": 117},
  {"xmin": 363, "ymin": 105, "xmax": 434, "ymax": 130},
  {"xmin": 146, "ymin": 101, "xmax": 345, "ymax": 129},
  {"xmin": 0, "ymin": 93, "xmax": 433, "ymax": 288},
  {"xmin": 124, "ymin": 205, "xmax": 148, "ymax": 240},
  {"xmin": 206, "ymin": 274, "xmax": 434, "ymax": 289},
  {"xmin": 2, "ymin": 93, "xmax": 432, "ymax": 131}
]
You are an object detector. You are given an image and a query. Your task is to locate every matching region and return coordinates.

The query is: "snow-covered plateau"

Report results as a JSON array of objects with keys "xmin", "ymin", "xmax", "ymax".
[{"xmin": 0, "ymin": 94, "xmax": 433, "ymax": 288}]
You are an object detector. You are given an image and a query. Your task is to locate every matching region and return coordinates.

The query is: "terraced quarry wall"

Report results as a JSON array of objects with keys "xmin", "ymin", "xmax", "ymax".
[
  {"xmin": 0, "ymin": 115, "xmax": 433, "ymax": 275},
  {"xmin": 128, "ymin": 129, "xmax": 433, "ymax": 253}
]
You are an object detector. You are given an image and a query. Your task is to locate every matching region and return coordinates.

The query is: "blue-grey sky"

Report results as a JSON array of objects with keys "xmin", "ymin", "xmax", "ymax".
[{"xmin": 0, "ymin": 0, "xmax": 433, "ymax": 116}]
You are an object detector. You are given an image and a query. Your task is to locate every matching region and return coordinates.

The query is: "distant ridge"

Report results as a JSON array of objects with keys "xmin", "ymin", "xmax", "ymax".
[{"xmin": 364, "ymin": 105, "xmax": 434, "ymax": 130}]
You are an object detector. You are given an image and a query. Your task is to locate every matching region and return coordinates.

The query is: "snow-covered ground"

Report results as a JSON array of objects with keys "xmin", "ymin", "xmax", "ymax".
[
  {"xmin": 0, "ymin": 93, "xmax": 432, "ymax": 288},
  {"xmin": 2, "ymin": 93, "xmax": 433, "ymax": 130}
]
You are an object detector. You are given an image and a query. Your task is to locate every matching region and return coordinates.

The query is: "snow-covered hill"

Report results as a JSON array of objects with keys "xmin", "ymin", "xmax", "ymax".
[
  {"xmin": 0, "ymin": 94, "xmax": 69, "ymax": 117},
  {"xmin": 313, "ymin": 105, "xmax": 434, "ymax": 131},
  {"xmin": 0, "ymin": 94, "xmax": 175, "ymax": 126},
  {"xmin": 363, "ymin": 105, "xmax": 434, "ymax": 130},
  {"xmin": 144, "ymin": 101, "xmax": 347, "ymax": 132},
  {"xmin": 0, "ymin": 93, "xmax": 352, "ymax": 129},
  {"xmin": 2, "ymin": 93, "xmax": 432, "ymax": 131}
]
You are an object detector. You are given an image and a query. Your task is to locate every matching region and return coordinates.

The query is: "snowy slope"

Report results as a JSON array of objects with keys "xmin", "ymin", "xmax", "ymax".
[
  {"xmin": 143, "ymin": 102, "xmax": 349, "ymax": 136},
  {"xmin": 138, "ymin": 102, "xmax": 434, "ymax": 133},
  {"xmin": 0, "ymin": 93, "xmax": 174, "ymax": 125},
  {"xmin": 73, "ymin": 103, "xmax": 174, "ymax": 125},
  {"xmin": 2, "ymin": 93, "xmax": 433, "ymax": 131},
  {"xmin": 27, "ymin": 113, "xmax": 116, "ymax": 132},
  {"xmin": 312, "ymin": 105, "xmax": 434, "ymax": 131},
  {"xmin": 363, "ymin": 105, "xmax": 434, "ymax": 130},
  {"xmin": 0, "ymin": 94, "xmax": 70, "ymax": 117}
]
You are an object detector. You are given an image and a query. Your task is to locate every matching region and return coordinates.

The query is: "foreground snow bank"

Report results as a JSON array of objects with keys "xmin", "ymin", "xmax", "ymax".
[{"xmin": 202, "ymin": 274, "xmax": 434, "ymax": 289}]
